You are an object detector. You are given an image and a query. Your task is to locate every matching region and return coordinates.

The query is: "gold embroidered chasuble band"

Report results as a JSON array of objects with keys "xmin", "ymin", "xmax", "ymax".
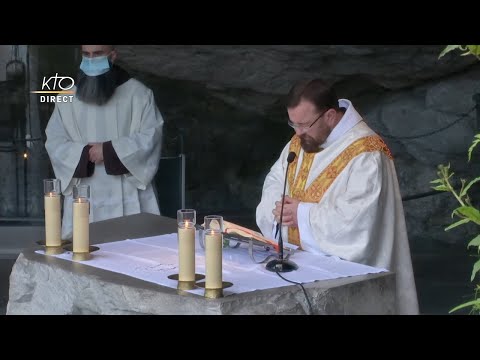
[{"xmin": 286, "ymin": 135, "xmax": 393, "ymax": 247}]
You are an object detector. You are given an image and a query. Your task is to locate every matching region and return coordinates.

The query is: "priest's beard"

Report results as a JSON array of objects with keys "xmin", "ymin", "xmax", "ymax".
[
  {"xmin": 76, "ymin": 69, "xmax": 117, "ymax": 106},
  {"xmin": 300, "ymin": 134, "xmax": 322, "ymax": 153}
]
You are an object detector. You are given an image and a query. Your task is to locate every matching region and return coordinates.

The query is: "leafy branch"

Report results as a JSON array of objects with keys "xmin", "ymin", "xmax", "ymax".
[
  {"xmin": 431, "ymin": 138, "xmax": 480, "ymax": 314},
  {"xmin": 439, "ymin": 45, "xmax": 480, "ymax": 60},
  {"xmin": 433, "ymin": 45, "xmax": 480, "ymax": 314}
]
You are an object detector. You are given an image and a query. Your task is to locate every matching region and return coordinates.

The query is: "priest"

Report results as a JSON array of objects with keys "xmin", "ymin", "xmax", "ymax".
[
  {"xmin": 256, "ymin": 79, "xmax": 419, "ymax": 315},
  {"xmin": 45, "ymin": 45, "xmax": 164, "ymax": 240}
]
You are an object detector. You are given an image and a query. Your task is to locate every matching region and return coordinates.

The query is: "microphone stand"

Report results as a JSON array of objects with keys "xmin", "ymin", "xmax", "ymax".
[{"xmin": 266, "ymin": 154, "xmax": 298, "ymax": 273}]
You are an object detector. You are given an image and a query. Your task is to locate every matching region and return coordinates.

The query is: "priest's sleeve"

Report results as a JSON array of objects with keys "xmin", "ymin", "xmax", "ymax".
[
  {"xmin": 256, "ymin": 143, "xmax": 292, "ymax": 241},
  {"xmin": 299, "ymin": 151, "xmax": 397, "ymax": 270},
  {"xmin": 109, "ymin": 89, "xmax": 164, "ymax": 190},
  {"xmin": 45, "ymin": 104, "xmax": 90, "ymax": 194},
  {"xmin": 103, "ymin": 141, "xmax": 128, "ymax": 175},
  {"xmin": 73, "ymin": 145, "xmax": 95, "ymax": 178}
]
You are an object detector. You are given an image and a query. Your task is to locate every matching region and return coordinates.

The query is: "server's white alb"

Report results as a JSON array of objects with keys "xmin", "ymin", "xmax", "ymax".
[{"xmin": 45, "ymin": 79, "xmax": 164, "ymax": 239}]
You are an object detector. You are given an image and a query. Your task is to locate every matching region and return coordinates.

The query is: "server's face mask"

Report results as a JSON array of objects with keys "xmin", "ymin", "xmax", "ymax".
[{"xmin": 80, "ymin": 54, "xmax": 111, "ymax": 77}]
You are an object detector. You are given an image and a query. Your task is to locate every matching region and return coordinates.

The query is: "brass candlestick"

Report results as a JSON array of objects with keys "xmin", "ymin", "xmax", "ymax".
[
  {"xmin": 36, "ymin": 239, "xmax": 71, "ymax": 255},
  {"xmin": 168, "ymin": 273, "xmax": 205, "ymax": 291},
  {"xmin": 64, "ymin": 244, "xmax": 99, "ymax": 261},
  {"xmin": 196, "ymin": 281, "xmax": 233, "ymax": 299}
]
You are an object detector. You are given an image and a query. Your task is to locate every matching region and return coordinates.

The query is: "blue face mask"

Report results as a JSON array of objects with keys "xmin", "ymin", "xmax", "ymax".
[{"xmin": 80, "ymin": 55, "xmax": 111, "ymax": 77}]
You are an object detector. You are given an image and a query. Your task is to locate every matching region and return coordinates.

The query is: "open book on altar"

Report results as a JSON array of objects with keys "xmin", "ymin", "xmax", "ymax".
[
  {"xmin": 197, "ymin": 220, "xmax": 280, "ymax": 250},
  {"xmin": 197, "ymin": 220, "xmax": 298, "ymax": 252},
  {"xmin": 222, "ymin": 220, "xmax": 280, "ymax": 251}
]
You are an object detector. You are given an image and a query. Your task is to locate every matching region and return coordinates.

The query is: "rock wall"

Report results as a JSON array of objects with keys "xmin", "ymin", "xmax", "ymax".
[
  {"xmin": 5, "ymin": 45, "xmax": 480, "ymax": 252},
  {"xmin": 114, "ymin": 45, "xmax": 480, "ymax": 250}
]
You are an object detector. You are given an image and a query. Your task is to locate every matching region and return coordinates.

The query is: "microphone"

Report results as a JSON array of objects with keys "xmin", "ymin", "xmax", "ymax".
[
  {"xmin": 266, "ymin": 151, "xmax": 299, "ymax": 273},
  {"xmin": 275, "ymin": 151, "xmax": 296, "ymax": 238}
]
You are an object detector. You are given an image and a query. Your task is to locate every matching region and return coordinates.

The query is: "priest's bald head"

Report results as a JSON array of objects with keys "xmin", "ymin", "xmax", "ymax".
[{"xmin": 76, "ymin": 45, "xmax": 120, "ymax": 106}]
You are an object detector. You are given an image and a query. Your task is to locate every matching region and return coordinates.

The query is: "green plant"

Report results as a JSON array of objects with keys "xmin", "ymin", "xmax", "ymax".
[
  {"xmin": 438, "ymin": 45, "xmax": 480, "ymax": 60},
  {"xmin": 431, "ymin": 159, "xmax": 480, "ymax": 313},
  {"xmin": 430, "ymin": 45, "xmax": 480, "ymax": 314}
]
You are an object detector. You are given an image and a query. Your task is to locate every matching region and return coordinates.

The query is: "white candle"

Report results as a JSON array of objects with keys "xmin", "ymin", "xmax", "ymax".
[
  {"xmin": 205, "ymin": 229, "xmax": 222, "ymax": 289},
  {"xmin": 178, "ymin": 221, "xmax": 196, "ymax": 282},
  {"xmin": 73, "ymin": 198, "xmax": 89, "ymax": 253},
  {"xmin": 44, "ymin": 193, "xmax": 61, "ymax": 247}
]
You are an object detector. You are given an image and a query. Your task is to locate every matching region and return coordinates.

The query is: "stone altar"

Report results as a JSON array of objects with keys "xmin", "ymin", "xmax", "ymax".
[{"xmin": 7, "ymin": 213, "xmax": 395, "ymax": 315}]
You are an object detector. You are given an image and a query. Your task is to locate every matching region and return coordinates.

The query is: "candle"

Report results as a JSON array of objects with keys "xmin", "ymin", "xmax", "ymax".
[
  {"xmin": 178, "ymin": 220, "xmax": 195, "ymax": 282},
  {"xmin": 205, "ymin": 229, "xmax": 222, "ymax": 289},
  {"xmin": 43, "ymin": 179, "xmax": 62, "ymax": 247},
  {"xmin": 44, "ymin": 192, "xmax": 61, "ymax": 247},
  {"xmin": 73, "ymin": 198, "xmax": 89, "ymax": 253}
]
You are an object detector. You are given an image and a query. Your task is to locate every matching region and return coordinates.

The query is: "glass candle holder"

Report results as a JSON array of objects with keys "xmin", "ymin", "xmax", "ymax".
[
  {"xmin": 73, "ymin": 184, "xmax": 90, "ymax": 201},
  {"xmin": 177, "ymin": 209, "xmax": 196, "ymax": 228},
  {"xmin": 72, "ymin": 185, "xmax": 90, "ymax": 253},
  {"xmin": 177, "ymin": 209, "xmax": 196, "ymax": 282},
  {"xmin": 204, "ymin": 215, "xmax": 223, "ymax": 289},
  {"xmin": 43, "ymin": 179, "xmax": 61, "ymax": 247},
  {"xmin": 44, "ymin": 178, "xmax": 61, "ymax": 196}
]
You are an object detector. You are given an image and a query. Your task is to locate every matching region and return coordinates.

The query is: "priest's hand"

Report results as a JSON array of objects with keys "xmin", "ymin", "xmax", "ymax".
[
  {"xmin": 272, "ymin": 196, "xmax": 300, "ymax": 227},
  {"xmin": 88, "ymin": 143, "xmax": 104, "ymax": 164}
]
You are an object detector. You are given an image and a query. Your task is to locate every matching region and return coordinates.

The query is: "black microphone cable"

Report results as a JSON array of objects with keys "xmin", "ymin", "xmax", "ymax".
[{"xmin": 274, "ymin": 270, "xmax": 314, "ymax": 315}]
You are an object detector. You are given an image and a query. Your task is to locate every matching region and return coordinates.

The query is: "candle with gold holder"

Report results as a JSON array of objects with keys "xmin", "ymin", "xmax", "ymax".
[
  {"xmin": 177, "ymin": 209, "xmax": 197, "ymax": 290},
  {"xmin": 203, "ymin": 215, "xmax": 224, "ymax": 298},
  {"xmin": 72, "ymin": 185, "xmax": 91, "ymax": 261},
  {"xmin": 44, "ymin": 179, "xmax": 62, "ymax": 248},
  {"xmin": 168, "ymin": 209, "xmax": 204, "ymax": 290}
]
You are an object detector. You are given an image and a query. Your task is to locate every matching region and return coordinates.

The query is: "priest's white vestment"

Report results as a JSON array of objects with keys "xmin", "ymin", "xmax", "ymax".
[{"xmin": 256, "ymin": 99, "xmax": 419, "ymax": 315}]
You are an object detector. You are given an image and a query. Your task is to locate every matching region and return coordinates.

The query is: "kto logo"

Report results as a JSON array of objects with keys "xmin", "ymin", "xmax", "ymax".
[{"xmin": 31, "ymin": 73, "xmax": 75, "ymax": 103}]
